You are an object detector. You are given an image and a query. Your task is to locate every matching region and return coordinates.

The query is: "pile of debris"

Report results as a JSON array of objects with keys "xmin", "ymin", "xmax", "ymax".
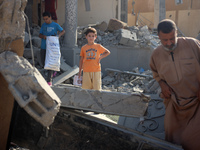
[
  {"xmin": 102, "ymin": 67, "xmax": 160, "ymax": 95},
  {"xmin": 77, "ymin": 18, "xmax": 160, "ymax": 49},
  {"xmin": 24, "ymin": 18, "xmax": 160, "ymax": 53}
]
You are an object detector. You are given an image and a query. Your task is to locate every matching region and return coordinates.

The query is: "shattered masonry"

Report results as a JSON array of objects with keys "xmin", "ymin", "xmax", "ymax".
[{"xmin": 0, "ymin": 51, "xmax": 61, "ymax": 127}]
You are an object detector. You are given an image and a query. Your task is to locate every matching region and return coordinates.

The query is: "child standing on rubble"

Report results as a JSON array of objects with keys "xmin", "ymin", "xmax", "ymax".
[
  {"xmin": 78, "ymin": 27, "xmax": 110, "ymax": 90},
  {"xmin": 39, "ymin": 11, "xmax": 65, "ymax": 86}
]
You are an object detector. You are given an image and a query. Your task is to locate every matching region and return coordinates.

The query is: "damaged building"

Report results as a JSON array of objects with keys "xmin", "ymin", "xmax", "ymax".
[{"xmin": 0, "ymin": 0, "xmax": 200, "ymax": 150}]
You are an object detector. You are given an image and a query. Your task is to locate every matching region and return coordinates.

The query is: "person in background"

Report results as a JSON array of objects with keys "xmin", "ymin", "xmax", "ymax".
[
  {"xmin": 39, "ymin": 11, "xmax": 65, "ymax": 86},
  {"xmin": 42, "ymin": 0, "xmax": 58, "ymax": 23},
  {"xmin": 78, "ymin": 27, "xmax": 110, "ymax": 90},
  {"xmin": 150, "ymin": 19, "xmax": 200, "ymax": 150}
]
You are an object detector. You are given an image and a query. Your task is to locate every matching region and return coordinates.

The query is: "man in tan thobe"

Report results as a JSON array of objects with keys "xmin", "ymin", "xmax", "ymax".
[{"xmin": 150, "ymin": 19, "xmax": 200, "ymax": 150}]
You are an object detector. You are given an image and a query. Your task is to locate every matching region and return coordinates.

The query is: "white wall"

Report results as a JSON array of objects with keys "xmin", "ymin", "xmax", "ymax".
[{"xmin": 56, "ymin": 0, "xmax": 118, "ymax": 27}]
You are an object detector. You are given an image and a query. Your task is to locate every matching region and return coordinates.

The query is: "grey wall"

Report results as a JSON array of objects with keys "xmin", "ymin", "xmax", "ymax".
[{"xmin": 100, "ymin": 45, "xmax": 154, "ymax": 75}]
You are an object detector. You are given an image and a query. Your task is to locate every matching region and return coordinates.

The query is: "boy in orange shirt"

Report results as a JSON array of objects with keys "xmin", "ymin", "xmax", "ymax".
[{"xmin": 78, "ymin": 27, "xmax": 110, "ymax": 90}]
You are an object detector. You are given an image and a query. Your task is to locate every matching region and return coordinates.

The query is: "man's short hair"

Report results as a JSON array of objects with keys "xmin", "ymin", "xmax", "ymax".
[
  {"xmin": 43, "ymin": 11, "xmax": 51, "ymax": 17},
  {"xmin": 84, "ymin": 27, "xmax": 97, "ymax": 36},
  {"xmin": 157, "ymin": 19, "xmax": 177, "ymax": 34}
]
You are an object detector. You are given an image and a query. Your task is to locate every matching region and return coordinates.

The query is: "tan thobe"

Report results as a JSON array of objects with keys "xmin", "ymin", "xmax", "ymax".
[{"xmin": 150, "ymin": 37, "xmax": 200, "ymax": 150}]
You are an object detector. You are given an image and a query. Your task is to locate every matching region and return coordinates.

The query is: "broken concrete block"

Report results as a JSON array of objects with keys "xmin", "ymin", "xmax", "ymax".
[
  {"xmin": 95, "ymin": 21, "xmax": 108, "ymax": 32},
  {"xmin": 102, "ymin": 75, "xmax": 115, "ymax": 85},
  {"xmin": 118, "ymin": 29, "xmax": 137, "ymax": 46},
  {"xmin": 0, "ymin": 51, "xmax": 61, "ymax": 127},
  {"xmin": 52, "ymin": 84, "xmax": 150, "ymax": 117},
  {"xmin": 52, "ymin": 65, "xmax": 79, "ymax": 85},
  {"xmin": 23, "ymin": 47, "xmax": 40, "ymax": 59},
  {"xmin": 107, "ymin": 18, "xmax": 128, "ymax": 32},
  {"xmin": 32, "ymin": 36, "xmax": 41, "ymax": 48},
  {"xmin": 32, "ymin": 25, "xmax": 41, "ymax": 36}
]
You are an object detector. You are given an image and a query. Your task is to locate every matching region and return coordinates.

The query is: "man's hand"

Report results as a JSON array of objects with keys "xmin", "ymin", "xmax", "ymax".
[{"xmin": 159, "ymin": 80, "xmax": 173, "ymax": 99}]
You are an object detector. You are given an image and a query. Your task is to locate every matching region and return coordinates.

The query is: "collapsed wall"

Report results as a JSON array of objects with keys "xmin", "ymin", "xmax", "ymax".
[
  {"xmin": 0, "ymin": 0, "xmax": 61, "ymax": 140},
  {"xmin": 0, "ymin": 1, "xmax": 27, "ymax": 149}
]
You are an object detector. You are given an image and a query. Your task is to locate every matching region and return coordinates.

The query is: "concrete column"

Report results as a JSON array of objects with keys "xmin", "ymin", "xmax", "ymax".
[
  {"xmin": 121, "ymin": 0, "xmax": 128, "ymax": 23},
  {"xmin": 117, "ymin": 0, "xmax": 121, "ymax": 20},
  {"xmin": 61, "ymin": 0, "xmax": 80, "ymax": 67},
  {"xmin": 154, "ymin": 0, "xmax": 166, "ymax": 28},
  {"xmin": 64, "ymin": 0, "xmax": 77, "ymax": 48}
]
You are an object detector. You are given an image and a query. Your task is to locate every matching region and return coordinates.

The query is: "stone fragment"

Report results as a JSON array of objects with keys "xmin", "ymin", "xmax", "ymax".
[
  {"xmin": 52, "ymin": 84, "xmax": 150, "ymax": 117},
  {"xmin": 32, "ymin": 25, "xmax": 41, "ymax": 36},
  {"xmin": 52, "ymin": 65, "xmax": 79, "ymax": 85},
  {"xmin": 102, "ymin": 75, "xmax": 115, "ymax": 85},
  {"xmin": 0, "ymin": 51, "xmax": 61, "ymax": 127},
  {"xmin": 95, "ymin": 21, "xmax": 108, "ymax": 32},
  {"xmin": 23, "ymin": 47, "xmax": 40, "ymax": 59},
  {"xmin": 118, "ymin": 29, "xmax": 137, "ymax": 46},
  {"xmin": 32, "ymin": 36, "xmax": 41, "ymax": 48},
  {"xmin": 107, "ymin": 18, "xmax": 128, "ymax": 32}
]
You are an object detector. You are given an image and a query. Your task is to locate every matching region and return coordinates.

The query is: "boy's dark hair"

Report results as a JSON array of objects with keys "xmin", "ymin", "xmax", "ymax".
[
  {"xmin": 84, "ymin": 27, "xmax": 97, "ymax": 36},
  {"xmin": 157, "ymin": 19, "xmax": 177, "ymax": 34},
  {"xmin": 43, "ymin": 11, "xmax": 51, "ymax": 17}
]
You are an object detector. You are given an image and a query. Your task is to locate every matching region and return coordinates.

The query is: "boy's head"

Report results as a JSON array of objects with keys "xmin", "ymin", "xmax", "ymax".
[
  {"xmin": 85, "ymin": 27, "xmax": 97, "ymax": 44},
  {"xmin": 84, "ymin": 27, "xmax": 97, "ymax": 36},
  {"xmin": 42, "ymin": 12, "xmax": 52, "ymax": 24}
]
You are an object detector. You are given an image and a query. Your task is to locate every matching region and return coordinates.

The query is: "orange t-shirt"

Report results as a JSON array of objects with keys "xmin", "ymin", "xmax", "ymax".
[{"xmin": 80, "ymin": 43, "xmax": 106, "ymax": 72}]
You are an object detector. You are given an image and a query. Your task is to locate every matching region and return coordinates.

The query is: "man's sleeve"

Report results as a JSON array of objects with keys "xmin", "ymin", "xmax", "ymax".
[
  {"xmin": 194, "ymin": 39, "xmax": 200, "ymax": 63},
  {"xmin": 189, "ymin": 38, "xmax": 200, "ymax": 64},
  {"xmin": 150, "ymin": 54, "xmax": 161, "ymax": 82}
]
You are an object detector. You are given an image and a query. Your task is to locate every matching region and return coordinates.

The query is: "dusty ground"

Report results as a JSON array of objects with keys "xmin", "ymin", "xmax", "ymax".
[{"xmin": 9, "ymin": 104, "xmax": 163, "ymax": 150}]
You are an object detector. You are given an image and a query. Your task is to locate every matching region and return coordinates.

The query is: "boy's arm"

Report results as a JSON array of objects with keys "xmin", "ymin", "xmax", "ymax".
[
  {"xmin": 99, "ymin": 49, "xmax": 110, "ymax": 63},
  {"xmin": 58, "ymin": 29, "xmax": 65, "ymax": 38},
  {"xmin": 39, "ymin": 33, "xmax": 46, "ymax": 40},
  {"xmin": 78, "ymin": 56, "xmax": 84, "ymax": 78}
]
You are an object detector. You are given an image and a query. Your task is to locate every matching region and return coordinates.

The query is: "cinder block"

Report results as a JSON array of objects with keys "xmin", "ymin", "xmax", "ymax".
[{"xmin": 0, "ymin": 51, "xmax": 61, "ymax": 127}]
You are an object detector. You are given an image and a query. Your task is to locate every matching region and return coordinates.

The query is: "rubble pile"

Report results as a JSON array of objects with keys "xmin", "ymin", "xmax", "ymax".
[
  {"xmin": 102, "ymin": 67, "xmax": 160, "ymax": 95},
  {"xmin": 24, "ymin": 19, "xmax": 160, "ymax": 54},
  {"xmin": 77, "ymin": 19, "xmax": 160, "ymax": 49}
]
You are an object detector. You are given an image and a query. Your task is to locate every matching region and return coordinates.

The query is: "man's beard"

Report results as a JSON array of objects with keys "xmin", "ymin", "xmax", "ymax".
[{"xmin": 162, "ymin": 39, "xmax": 178, "ymax": 51}]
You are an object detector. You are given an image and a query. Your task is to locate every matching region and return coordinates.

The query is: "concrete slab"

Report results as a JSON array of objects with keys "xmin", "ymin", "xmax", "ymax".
[
  {"xmin": 0, "ymin": 51, "xmax": 61, "ymax": 127},
  {"xmin": 60, "ymin": 57, "xmax": 72, "ymax": 72},
  {"xmin": 52, "ymin": 84, "xmax": 150, "ymax": 117},
  {"xmin": 52, "ymin": 65, "xmax": 79, "ymax": 85}
]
